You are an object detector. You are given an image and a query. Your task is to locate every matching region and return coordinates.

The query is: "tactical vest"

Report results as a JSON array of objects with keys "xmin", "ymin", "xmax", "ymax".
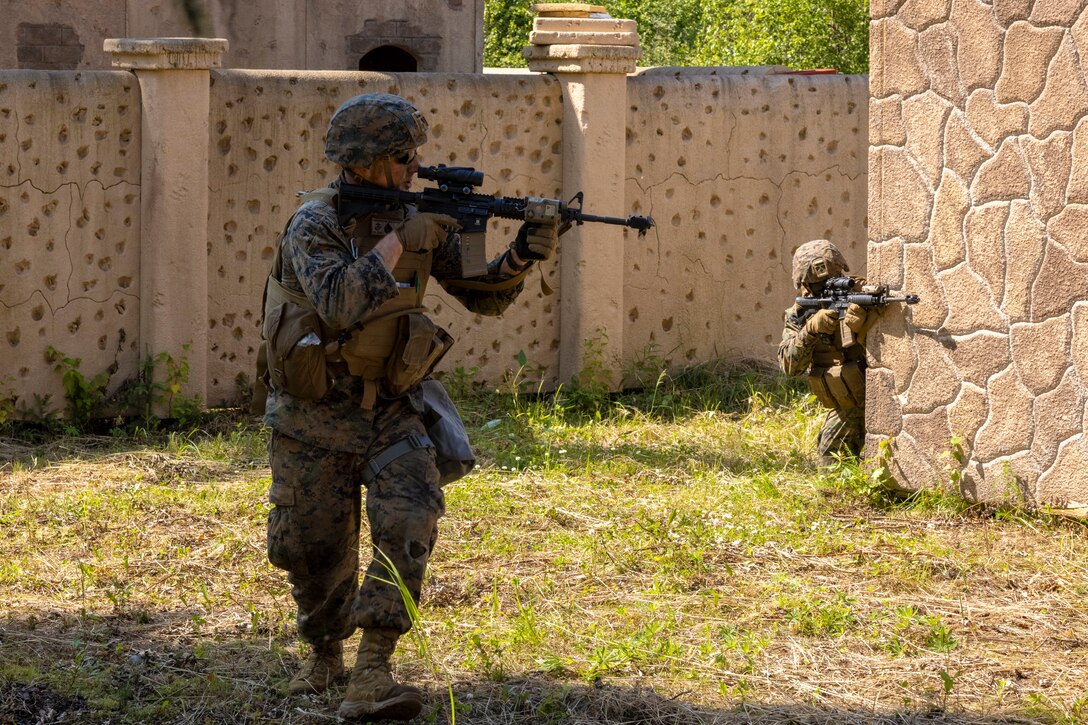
[
  {"xmin": 258, "ymin": 188, "xmax": 453, "ymax": 409},
  {"xmin": 807, "ymin": 332, "xmax": 867, "ymax": 411}
]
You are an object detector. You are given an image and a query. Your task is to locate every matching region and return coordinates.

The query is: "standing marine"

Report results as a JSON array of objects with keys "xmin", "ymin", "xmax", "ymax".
[{"xmin": 258, "ymin": 92, "xmax": 558, "ymax": 721}]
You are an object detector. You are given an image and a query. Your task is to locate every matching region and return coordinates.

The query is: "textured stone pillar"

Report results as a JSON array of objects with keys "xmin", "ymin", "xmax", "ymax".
[
  {"xmin": 866, "ymin": 1, "xmax": 1088, "ymax": 507},
  {"xmin": 524, "ymin": 7, "xmax": 640, "ymax": 387},
  {"xmin": 103, "ymin": 37, "xmax": 227, "ymax": 413}
]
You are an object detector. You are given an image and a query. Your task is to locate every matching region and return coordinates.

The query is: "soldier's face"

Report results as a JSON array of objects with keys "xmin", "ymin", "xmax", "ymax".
[
  {"xmin": 350, "ymin": 147, "xmax": 420, "ymax": 190},
  {"xmin": 389, "ymin": 147, "xmax": 420, "ymax": 191}
]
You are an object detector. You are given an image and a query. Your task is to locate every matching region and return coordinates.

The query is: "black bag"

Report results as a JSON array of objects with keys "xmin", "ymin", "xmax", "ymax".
[
  {"xmin": 361, "ymin": 380, "xmax": 475, "ymax": 487},
  {"xmin": 419, "ymin": 379, "xmax": 475, "ymax": 484}
]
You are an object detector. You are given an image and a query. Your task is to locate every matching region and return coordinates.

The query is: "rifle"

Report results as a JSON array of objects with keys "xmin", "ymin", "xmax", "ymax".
[
  {"xmin": 796, "ymin": 276, "xmax": 920, "ymax": 347},
  {"xmin": 337, "ymin": 164, "xmax": 656, "ymax": 276}
]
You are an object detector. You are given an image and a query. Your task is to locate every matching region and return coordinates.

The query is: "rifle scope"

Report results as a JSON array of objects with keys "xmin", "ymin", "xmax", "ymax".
[
  {"xmin": 418, "ymin": 165, "xmax": 484, "ymax": 190},
  {"xmin": 823, "ymin": 276, "xmax": 856, "ymax": 291}
]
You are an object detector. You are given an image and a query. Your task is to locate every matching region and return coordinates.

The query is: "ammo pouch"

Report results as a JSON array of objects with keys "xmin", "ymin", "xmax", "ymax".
[
  {"xmin": 263, "ymin": 301, "xmax": 329, "ymax": 400},
  {"xmin": 385, "ymin": 313, "xmax": 455, "ymax": 396},
  {"xmin": 807, "ymin": 360, "xmax": 865, "ymax": 410}
]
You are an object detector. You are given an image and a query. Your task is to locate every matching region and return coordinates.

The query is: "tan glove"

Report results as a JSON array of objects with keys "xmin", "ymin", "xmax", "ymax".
[
  {"xmin": 395, "ymin": 213, "xmax": 460, "ymax": 253},
  {"xmin": 803, "ymin": 308, "xmax": 838, "ymax": 336},
  {"xmin": 843, "ymin": 302, "xmax": 868, "ymax": 333},
  {"xmin": 512, "ymin": 221, "xmax": 558, "ymax": 262}
]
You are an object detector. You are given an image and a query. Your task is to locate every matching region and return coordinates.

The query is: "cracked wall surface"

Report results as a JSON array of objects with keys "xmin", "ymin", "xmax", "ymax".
[
  {"xmin": 625, "ymin": 73, "xmax": 869, "ymax": 368},
  {"xmin": 867, "ymin": 0, "xmax": 1088, "ymax": 503},
  {"xmin": 208, "ymin": 70, "xmax": 868, "ymax": 402},
  {"xmin": 0, "ymin": 71, "xmax": 141, "ymax": 412},
  {"xmin": 1, "ymin": 67, "xmax": 869, "ymax": 413}
]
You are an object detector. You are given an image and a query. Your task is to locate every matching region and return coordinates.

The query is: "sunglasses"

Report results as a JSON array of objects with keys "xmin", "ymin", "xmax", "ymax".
[{"xmin": 393, "ymin": 147, "xmax": 417, "ymax": 165}]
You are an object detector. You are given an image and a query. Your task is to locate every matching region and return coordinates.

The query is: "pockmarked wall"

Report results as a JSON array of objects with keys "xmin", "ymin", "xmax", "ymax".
[
  {"xmin": 866, "ymin": 0, "xmax": 1088, "ymax": 503},
  {"xmin": 625, "ymin": 72, "xmax": 868, "ymax": 369},
  {"xmin": 0, "ymin": 71, "xmax": 142, "ymax": 414},
  {"xmin": 0, "ymin": 58, "xmax": 869, "ymax": 415},
  {"xmin": 207, "ymin": 69, "xmax": 868, "ymax": 401}
]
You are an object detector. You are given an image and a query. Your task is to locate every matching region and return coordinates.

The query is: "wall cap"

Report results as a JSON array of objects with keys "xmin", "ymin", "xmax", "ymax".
[{"xmin": 103, "ymin": 37, "xmax": 229, "ymax": 70}]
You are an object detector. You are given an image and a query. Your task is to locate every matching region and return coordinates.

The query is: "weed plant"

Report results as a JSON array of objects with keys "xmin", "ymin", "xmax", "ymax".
[{"xmin": 1, "ymin": 360, "xmax": 1086, "ymax": 724}]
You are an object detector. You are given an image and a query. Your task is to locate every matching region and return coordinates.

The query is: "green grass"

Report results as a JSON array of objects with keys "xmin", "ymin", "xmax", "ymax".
[{"xmin": 1, "ymin": 360, "xmax": 1086, "ymax": 724}]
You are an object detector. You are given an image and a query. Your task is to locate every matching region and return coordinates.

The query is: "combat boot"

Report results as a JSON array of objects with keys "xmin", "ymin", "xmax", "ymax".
[
  {"xmin": 338, "ymin": 628, "xmax": 423, "ymax": 721},
  {"xmin": 288, "ymin": 640, "xmax": 344, "ymax": 695}
]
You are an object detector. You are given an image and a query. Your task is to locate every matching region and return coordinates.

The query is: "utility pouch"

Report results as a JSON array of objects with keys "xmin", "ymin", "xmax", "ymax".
[
  {"xmin": 386, "ymin": 313, "xmax": 454, "ymax": 396},
  {"xmin": 264, "ymin": 302, "xmax": 329, "ymax": 400},
  {"xmin": 837, "ymin": 360, "xmax": 866, "ymax": 404},
  {"xmin": 808, "ymin": 361, "xmax": 864, "ymax": 410},
  {"xmin": 419, "ymin": 379, "xmax": 475, "ymax": 484},
  {"xmin": 807, "ymin": 367, "xmax": 838, "ymax": 409}
]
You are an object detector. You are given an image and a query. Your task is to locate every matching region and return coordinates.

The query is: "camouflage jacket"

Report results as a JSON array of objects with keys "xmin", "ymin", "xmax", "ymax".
[
  {"xmin": 264, "ymin": 181, "xmax": 527, "ymax": 451},
  {"xmin": 777, "ymin": 279, "xmax": 868, "ymax": 377}
]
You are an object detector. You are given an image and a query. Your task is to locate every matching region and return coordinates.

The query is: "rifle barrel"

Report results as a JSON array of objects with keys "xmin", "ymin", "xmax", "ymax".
[{"xmin": 571, "ymin": 211, "xmax": 656, "ymax": 232}]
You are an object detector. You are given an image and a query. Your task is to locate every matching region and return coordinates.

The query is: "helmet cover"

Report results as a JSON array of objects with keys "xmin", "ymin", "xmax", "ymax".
[
  {"xmin": 324, "ymin": 92, "xmax": 428, "ymax": 168},
  {"xmin": 791, "ymin": 239, "xmax": 849, "ymax": 287}
]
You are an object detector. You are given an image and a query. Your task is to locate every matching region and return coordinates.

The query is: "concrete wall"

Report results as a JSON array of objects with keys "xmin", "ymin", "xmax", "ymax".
[
  {"xmin": 0, "ymin": 71, "xmax": 142, "ymax": 415},
  {"xmin": 0, "ymin": 39, "xmax": 868, "ymax": 418},
  {"xmin": 0, "ymin": 0, "xmax": 484, "ymax": 73},
  {"xmin": 625, "ymin": 72, "xmax": 868, "ymax": 368},
  {"xmin": 866, "ymin": 0, "xmax": 1088, "ymax": 504}
]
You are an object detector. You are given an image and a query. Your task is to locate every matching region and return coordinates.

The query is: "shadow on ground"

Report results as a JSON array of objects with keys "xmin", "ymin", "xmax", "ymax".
[{"xmin": 0, "ymin": 613, "xmax": 1045, "ymax": 725}]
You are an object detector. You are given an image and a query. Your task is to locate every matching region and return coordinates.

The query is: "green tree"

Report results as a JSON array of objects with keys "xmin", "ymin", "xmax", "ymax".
[
  {"xmin": 597, "ymin": 0, "xmax": 707, "ymax": 66},
  {"xmin": 694, "ymin": 0, "xmax": 870, "ymax": 73},
  {"xmin": 484, "ymin": 0, "xmax": 535, "ymax": 67},
  {"xmin": 483, "ymin": 0, "xmax": 869, "ymax": 73}
]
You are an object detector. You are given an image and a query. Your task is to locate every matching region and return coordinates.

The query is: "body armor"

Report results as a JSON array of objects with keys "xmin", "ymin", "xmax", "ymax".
[{"xmin": 260, "ymin": 189, "xmax": 453, "ymax": 408}]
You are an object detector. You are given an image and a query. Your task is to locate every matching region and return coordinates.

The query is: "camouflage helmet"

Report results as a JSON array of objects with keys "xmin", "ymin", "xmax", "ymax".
[
  {"xmin": 792, "ymin": 239, "xmax": 849, "ymax": 287},
  {"xmin": 324, "ymin": 93, "xmax": 428, "ymax": 169}
]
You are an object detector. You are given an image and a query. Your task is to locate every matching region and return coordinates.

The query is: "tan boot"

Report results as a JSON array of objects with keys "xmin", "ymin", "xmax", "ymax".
[
  {"xmin": 338, "ymin": 628, "xmax": 423, "ymax": 721},
  {"xmin": 288, "ymin": 640, "xmax": 344, "ymax": 695}
]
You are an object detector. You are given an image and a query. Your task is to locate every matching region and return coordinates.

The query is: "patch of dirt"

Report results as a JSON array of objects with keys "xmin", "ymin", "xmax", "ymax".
[{"xmin": 0, "ymin": 682, "xmax": 90, "ymax": 725}]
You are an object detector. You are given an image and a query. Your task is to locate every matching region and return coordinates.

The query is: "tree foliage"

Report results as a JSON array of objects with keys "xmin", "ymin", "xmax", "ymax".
[
  {"xmin": 483, "ymin": 0, "xmax": 869, "ymax": 74},
  {"xmin": 483, "ymin": 0, "xmax": 537, "ymax": 68},
  {"xmin": 694, "ymin": 0, "xmax": 870, "ymax": 73}
]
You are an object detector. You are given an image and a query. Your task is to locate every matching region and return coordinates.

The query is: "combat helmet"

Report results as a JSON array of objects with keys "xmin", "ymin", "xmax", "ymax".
[
  {"xmin": 791, "ymin": 239, "xmax": 849, "ymax": 287},
  {"xmin": 324, "ymin": 93, "xmax": 428, "ymax": 169}
]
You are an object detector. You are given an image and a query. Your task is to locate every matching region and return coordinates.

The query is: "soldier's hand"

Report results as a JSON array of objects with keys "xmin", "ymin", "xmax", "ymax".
[
  {"xmin": 843, "ymin": 303, "xmax": 868, "ymax": 333},
  {"xmin": 512, "ymin": 221, "xmax": 558, "ymax": 261},
  {"xmin": 804, "ymin": 308, "xmax": 838, "ymax": 336},
  {"xmin": 395, "ymin": 213, "xmax": 460, "ymax": 253}
]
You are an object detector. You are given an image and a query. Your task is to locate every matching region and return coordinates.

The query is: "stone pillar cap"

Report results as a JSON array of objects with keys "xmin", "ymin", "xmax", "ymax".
[
  {"xmin": 103, "ymin": 37, "xmax": 229, "ymax": 69},
  {"xmin": 532, "ymin": 3, "xmax": 608, "ymax": 17},
  {"xmin": 524, "ymin": 43, "xmax": 640, "ymax": 74},
  {"xmin": 534, "ymin": 17, "xmax": 638, "ymax": 32}
]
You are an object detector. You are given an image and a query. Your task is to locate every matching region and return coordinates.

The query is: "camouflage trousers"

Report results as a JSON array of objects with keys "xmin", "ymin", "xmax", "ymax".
[
  {"xmin": 816, "ymin": 404, "xmax": 865, "ymax": 465},
  {"xmin": 266, "ymin": 400, "xmax": 444, "ymax": 643}
]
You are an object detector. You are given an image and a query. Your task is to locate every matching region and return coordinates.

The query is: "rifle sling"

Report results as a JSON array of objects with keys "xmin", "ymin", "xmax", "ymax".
[{"xmin": 441, "ymin": 265, "xmax": 532, "ymax": 292}]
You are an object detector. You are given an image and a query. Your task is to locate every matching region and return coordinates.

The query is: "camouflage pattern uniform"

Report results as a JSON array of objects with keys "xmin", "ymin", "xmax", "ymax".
[
  {"xmin": 264, "ymin": 94, "xmax": 530, "ymax": 644},
  {"xmin": 778, "ymin": 240, "xmax": 866, "ymax": 463}
]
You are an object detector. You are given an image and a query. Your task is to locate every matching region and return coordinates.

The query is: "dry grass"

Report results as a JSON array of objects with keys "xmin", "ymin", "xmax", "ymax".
[{"xmin": 1, "ymin": 366, "xmax": 1086, "ymax": 724}]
